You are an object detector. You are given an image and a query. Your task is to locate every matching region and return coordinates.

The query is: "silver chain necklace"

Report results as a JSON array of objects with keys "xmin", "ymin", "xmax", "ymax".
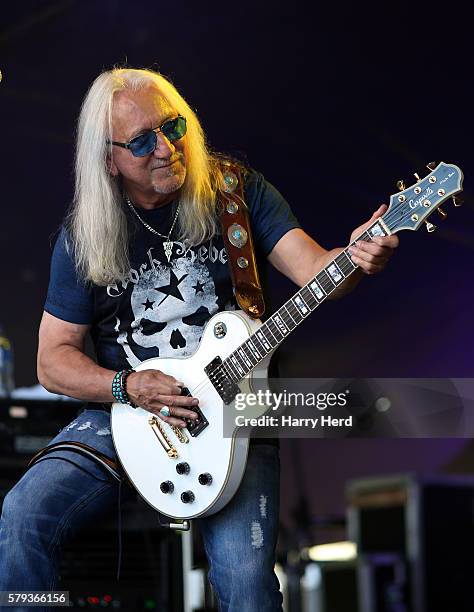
[{"xmin": 125, "ymin": 195, "xmax": 181, "ymax": 262}]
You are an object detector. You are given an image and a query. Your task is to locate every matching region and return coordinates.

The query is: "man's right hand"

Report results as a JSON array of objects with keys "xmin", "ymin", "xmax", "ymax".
[{"xmin": 126, "ymin": 369, "xmax": 199, "ymax": 428}]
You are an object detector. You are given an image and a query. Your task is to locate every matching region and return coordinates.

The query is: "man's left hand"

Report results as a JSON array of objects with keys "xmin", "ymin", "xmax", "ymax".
[{"xmin": 348, "ymin": 205, "xmax": 399, "ymax": 275}]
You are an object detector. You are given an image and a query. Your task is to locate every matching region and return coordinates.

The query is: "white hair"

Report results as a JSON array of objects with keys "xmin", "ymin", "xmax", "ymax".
[{"xmin": 68, "ymin": 67, "xmax": 227, "ymax": 285}]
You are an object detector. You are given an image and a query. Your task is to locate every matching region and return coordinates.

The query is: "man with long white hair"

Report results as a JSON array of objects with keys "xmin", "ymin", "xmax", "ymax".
[{"xmin": 0, "ymin": 67, "xmax": 397, "ymax": 610}]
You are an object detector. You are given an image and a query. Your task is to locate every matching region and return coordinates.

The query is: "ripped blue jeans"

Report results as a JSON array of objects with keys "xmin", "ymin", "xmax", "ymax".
[{"xmin": 0, "ymin": 409, "xmax": 282, "ymax": 612}]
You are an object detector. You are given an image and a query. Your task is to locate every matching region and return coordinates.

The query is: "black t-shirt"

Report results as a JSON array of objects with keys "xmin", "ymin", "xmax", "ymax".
[{"xmin": 45, "ymin": 169, "xmax": 300, "ymax": 374}]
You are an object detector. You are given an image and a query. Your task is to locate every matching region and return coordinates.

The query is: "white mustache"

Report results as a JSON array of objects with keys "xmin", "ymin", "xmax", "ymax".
[{"xmin": 152, "ymin": 153, "xmax": 184, "ymax": 170}]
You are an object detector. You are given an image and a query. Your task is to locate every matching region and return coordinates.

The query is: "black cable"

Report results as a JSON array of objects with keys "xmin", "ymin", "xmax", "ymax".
[{"xmin": 116, "ymin": 479, "xmax": 123, "ymax": 581}]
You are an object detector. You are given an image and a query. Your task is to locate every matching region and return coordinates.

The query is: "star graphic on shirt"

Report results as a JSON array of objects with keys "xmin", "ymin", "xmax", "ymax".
[
  {"xmin": 155, "ymin": 269, "xmax": 188, "ymax": 305},
  {"xmin": 142, "ymin": 298, "xmax": 155, "ymax": 311},
  {"xmin": 192, "ymin": 280, "xmax": 205, "ymax": 294}
]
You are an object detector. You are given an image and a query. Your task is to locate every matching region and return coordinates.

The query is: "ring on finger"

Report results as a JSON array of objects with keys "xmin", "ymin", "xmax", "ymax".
[{"xmin": 160, "ymin": 406, "xmax": 171, "ymax": 418}]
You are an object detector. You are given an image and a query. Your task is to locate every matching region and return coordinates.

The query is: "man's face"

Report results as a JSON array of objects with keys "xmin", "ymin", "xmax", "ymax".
[{"xmin": 109, "ymin": 85, "xmax": 187, "ymax": 207}]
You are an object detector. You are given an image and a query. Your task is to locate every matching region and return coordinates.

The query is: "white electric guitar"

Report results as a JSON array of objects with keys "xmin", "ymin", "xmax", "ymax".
[{"xmin": 111, "ymin": 162, "xmax": 463, "ymax": 519}]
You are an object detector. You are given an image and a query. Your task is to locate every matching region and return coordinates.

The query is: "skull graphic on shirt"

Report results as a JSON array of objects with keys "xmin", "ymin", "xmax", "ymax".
[{"xmin": 117, "ymin": 257, "xmax": 219, "ymax": 366}]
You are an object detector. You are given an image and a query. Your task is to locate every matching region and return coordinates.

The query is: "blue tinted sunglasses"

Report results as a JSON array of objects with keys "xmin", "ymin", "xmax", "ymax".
[{"xmin": 108, "ymin": 115, "xmax": 187, "ymax": 157}]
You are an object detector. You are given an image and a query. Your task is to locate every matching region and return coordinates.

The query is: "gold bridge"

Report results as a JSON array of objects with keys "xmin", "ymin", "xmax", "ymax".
[{"xmin": 148, "ymin": 416, "xmax": 178, "ymax": 458}]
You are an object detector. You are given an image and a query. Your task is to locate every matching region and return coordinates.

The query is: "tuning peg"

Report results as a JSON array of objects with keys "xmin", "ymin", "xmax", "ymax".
[
  {"xmin": 397, "ymin": 180, "xmax": 406, "ymax": 191},
  {"xmin": 426, "ymin": 161, "xmax": 438, "ymax": 171},
  {"xmin": 437, "ymin": 207, "xmax": 447, "ymax": 220},
  {"xmin": 452, "ymin": 195, "xmax": 463, "ymax": 207},
  {"xmin": 425, "ymin": 221, "xmax": 437, "ymax": 232}
]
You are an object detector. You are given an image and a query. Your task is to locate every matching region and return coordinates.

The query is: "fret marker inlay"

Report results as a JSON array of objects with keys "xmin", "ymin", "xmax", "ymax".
[
  {"xmin": 294, "ymin": 295, "xmax": 309, "ymax": 315},
  {"xmin": 310, "ymin": 281, "xmax": 324, "ymax": 299},
  {"xmin": 327, "ymin": 263, "xmax": 343, "ymax": 283},
  {"xmin": 369, "ymin": 223, "xmax": 386, "ymax": 238},
  {"xmin": 274, "ymin": 314, "xmax": 288, "ymax": 334}
]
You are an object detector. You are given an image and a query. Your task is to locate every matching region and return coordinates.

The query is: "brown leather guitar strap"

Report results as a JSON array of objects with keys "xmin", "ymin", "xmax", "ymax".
[{"xmin": 217, "ymin": 161, "xmax": 265, "ymax": 319}]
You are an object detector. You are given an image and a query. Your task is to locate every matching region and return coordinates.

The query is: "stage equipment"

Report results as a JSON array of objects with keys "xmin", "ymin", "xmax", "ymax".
[
  {"xmin": 0, "ymin": 394, "xmax": 186, "ymax": 612},
  {"xmin": 56, "ymin": 493, "xmax": 185, "ymax": 611},
  {"xmin": 347, "ymin": 474, "xmax": 474, "ymax": 612},
  {"xmin": 299, "ymin": 559, "xmax": 358, "ymax": 612},
  {"xmin": 0, "ymin": 394, "xmax": 82, "ymax": 504}
]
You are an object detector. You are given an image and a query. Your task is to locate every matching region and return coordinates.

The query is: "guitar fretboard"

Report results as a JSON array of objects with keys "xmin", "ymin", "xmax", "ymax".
[{"xmin": 221, "ymin": 220, "xmax": 389, "ymax": 383}]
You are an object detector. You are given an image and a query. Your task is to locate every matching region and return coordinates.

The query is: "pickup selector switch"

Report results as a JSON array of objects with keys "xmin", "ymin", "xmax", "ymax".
[
  {"xmin": 176, "ymin": 462, "xmax": 190, "ymax": 475},
  {"xmin": 160, "ymin": 481, "xmax": 174, "ymax": 494},
  {"xmin": 198, "ymin": 473, "xmax": 213, "ymax": 485},
  {"xmin": 181, "ymin": 490, "xmax": 195, "ymax": 504}
]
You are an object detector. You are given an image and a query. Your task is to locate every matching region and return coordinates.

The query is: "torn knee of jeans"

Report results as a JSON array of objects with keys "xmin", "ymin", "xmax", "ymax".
[
  {"xmin": 259, "ymin": 494, "xmax": 268, "ymax": 518},
  {"xmin": 77, "ymin": 420, "xmax": 95, "ymax": 431},
  {"xmin": 64, "ymin": 420, "xmax": 79, "ymax": 431},
  {"xmin": 97, "ymin": 426, "xmax": 111, "ymax": 436},
  {"xmin": 251, "ymin": 520, "xmax": 264, "ymax": 549},
  {"xmin": 63, "ymin": 420, "xmax": 111, "ymax": 436}
]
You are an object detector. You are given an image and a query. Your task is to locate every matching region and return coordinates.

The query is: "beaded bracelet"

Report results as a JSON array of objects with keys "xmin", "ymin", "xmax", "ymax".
[
  {"xmin": 112, "ymin": 369, "xmax": 137, "ymax": 408},
  {"xmin": 120, "ymin": 369, "xmax": 137, "ymax": 408}
]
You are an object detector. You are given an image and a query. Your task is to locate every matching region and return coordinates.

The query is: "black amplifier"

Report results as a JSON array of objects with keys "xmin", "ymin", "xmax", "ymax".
[
  {"xmin": 0, "ymin": 397, "xmax": 82, "ymax": 452},
  {"xmin": 0, "ymin": 394, "xmax": 83, "ymax": 502}
]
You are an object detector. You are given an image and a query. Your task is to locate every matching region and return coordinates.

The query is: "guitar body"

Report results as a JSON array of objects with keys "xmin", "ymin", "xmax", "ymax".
[{"xmin": 111, "ymin": 310, "xmax": 272, "ymax": 519}]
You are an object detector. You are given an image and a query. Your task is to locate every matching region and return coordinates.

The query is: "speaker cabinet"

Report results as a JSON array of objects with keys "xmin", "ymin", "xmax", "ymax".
[{"xmin": 347, "ymin": 474, "xmax": 474, "ymax": 612}]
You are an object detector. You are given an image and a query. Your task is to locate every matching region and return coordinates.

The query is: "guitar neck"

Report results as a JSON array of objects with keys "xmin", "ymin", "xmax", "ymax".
[{"xmin": 222, "ymin": 218, "xmax": 390, "ymax": 383}]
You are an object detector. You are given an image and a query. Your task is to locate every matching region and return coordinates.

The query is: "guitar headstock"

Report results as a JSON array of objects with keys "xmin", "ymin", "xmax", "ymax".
[{"xmin": 382, "ymin": 162, "xmax": 463, "ymax": 234}]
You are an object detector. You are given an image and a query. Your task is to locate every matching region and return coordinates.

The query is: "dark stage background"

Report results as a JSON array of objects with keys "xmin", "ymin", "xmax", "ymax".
[{"xmin": 1, "ymin": 1, "xmax": 473, "ymax": 523}]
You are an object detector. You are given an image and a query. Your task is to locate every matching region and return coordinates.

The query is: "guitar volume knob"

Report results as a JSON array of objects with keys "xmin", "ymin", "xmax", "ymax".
[
  {"xmin": 160, "ymin": 481, "xmax": 174, "ymax": 494},
  {"xmin": 198, "ymin": 473, "xmax": 213, "ymax": 486},
  {"xmin": 176, "ymin": 462, "xmax": 190, "ymax": 475},
  {"xmin": 181, "ymin": 490, "xmax": 195, "ymax": 504}
]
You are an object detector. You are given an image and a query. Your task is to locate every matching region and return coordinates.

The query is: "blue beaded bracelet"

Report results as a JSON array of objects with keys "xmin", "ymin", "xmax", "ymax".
[{"xmin": 112, "ymin": 369, "xmax": 137, "ymax": 408}]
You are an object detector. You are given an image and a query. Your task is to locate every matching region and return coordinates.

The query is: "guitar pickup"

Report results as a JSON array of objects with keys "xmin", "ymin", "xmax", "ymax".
[
  {"xmin": 180, "ymin": 386, "xmax": 209, "ymax": 437},
  {"xmin": 205, "ymin": 356, "xmax": 241, "ymax": 405}
]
